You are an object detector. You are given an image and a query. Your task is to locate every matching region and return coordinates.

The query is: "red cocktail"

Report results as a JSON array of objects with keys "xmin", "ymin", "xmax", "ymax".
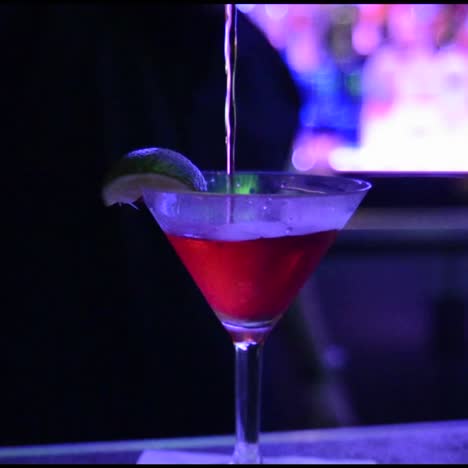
[{"xmin": 167, "ymin": 229, "xmax": 337, "ymax": 327}]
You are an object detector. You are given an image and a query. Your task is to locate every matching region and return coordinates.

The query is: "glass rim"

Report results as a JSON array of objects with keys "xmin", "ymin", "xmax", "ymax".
[{"xmin": 145, "ymin": 171, "xmax": 372, "ymax": 199}]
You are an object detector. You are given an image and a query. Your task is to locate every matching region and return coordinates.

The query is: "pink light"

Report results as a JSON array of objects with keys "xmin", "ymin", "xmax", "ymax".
[
  {"xmin": 352, "ymin": 22, "xmax": 382, "ymax": 56},
  {"xmin": 292, "ymin": 133, "xmax": 342, "ymax": 174}
]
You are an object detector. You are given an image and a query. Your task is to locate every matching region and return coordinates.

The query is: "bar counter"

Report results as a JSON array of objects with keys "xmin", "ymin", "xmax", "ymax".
[{"xmin": 0, "ymin": 419, "xmax": 467, "ymax": 464}]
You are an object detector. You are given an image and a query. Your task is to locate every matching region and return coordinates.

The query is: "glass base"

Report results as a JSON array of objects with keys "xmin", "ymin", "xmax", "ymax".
[{"xmin": 231, "ymin": 442, "xmax": 262, "ymax": 464}]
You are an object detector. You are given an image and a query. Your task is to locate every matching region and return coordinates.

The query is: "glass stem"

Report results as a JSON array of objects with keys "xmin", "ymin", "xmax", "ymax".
[{"xmin": 232, "ymin": 341, "xmax": 263, "ymax": 464}]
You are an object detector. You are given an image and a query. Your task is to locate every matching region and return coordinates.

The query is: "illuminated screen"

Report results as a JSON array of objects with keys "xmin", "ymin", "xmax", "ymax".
[{"xmin": 240, "ymin": 4, "xmax": 468, "ymax": 174}]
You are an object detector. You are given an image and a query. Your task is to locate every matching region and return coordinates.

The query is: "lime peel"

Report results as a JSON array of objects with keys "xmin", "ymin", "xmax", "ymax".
[{"xmin": 102, "ymin": 147, "xmax": 207, "ymax": 207}]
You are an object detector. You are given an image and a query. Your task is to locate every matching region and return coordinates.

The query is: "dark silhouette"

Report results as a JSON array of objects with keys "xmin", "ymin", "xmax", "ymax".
[{"xmin": 1, "ymin": 5, "xmax": 300, "ymax": 445}]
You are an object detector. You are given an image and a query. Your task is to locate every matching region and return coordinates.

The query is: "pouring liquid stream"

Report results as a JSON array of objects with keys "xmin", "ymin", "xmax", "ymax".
[{"xmin": 224, "ymin": 4, "xmax": 238, "ymax": 222}]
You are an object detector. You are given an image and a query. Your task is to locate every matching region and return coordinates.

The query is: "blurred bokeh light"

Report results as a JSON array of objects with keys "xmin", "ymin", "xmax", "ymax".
[{"xmin": 240, "ymin": 4, "xmax": 468, "ymax": 174}]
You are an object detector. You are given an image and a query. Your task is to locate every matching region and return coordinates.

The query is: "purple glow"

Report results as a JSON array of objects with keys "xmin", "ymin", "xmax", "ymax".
[
  {"xmin": 236, "ymin": 4, "xmax": 255, "ymax": 14},
  {"xmin": 264, "ymin": 4, "xmax": 289, "ymax": 21},
  {"xmin": 292, "ymin": 146, "xmax": 317, "ymax": 172}
]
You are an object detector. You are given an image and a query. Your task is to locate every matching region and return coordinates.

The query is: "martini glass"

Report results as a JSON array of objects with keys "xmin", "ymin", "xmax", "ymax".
[{"xmin": 143, "ymin": 171, "xmax": 371, "ymax": 464}]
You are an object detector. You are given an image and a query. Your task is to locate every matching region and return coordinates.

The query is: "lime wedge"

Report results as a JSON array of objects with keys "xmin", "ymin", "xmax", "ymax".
[{"xmin": 102, "ymin": 147, "xmax": 207, "ymax": 207}]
